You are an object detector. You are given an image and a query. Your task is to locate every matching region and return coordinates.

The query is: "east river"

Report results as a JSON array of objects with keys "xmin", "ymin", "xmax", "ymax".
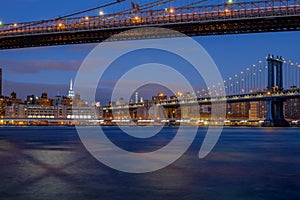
[{"xmin": 0, "ymin": 126, "xmax": 299, "ymax": 200}]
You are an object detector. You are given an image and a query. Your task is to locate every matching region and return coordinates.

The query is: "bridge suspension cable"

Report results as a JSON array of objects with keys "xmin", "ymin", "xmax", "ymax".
[
  {"xmin": 4, "ymin": 0, "xmax": 126, "ymax": 32},
  {"xmin": 210, "ymin": 56, "xmax": 300, "ymax": 97},
  {"xmin": 283, "ymin": 59, "xmax": 300, "ymax": 89}
]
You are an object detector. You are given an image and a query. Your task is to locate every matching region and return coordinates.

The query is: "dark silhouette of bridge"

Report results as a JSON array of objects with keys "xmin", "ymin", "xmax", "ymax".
[{"xmin": 0, "ymin": 0, "xmax": 300, "ymax": 49}]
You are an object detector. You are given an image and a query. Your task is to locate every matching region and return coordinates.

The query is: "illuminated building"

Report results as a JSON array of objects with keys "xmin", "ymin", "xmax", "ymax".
[
  {"xmin": 135, "ymin": 92, "xmax": 139, "ymax": 104},
  {"xmin": 0, "ymin": 97, "xmax": 7, "ymax": 117},
  {"xmin": 26, "ymin": 95, "xmax": 39, "ymax": 105},
  {"xmin": 5, "ymin": 104, "xmax": 26, "ymax": 118},
  {"xmin": 39, "ymin": 92, "xmax": 53, "ymax": 107},
  {"xmin": 0, "ymin": 68, "xmax": 2, "ymax": 96},
  {"xmin": 180, "ymin": 104, "xmax": 199, "ymax": 120},
  {"xmin": 68, "ymin": 79, "xmax": 74, "ymax": 99},
  {"xmin": 22, "ymin": 105, "xmax": 68, "ymax": 119},
  {"xmin": 249, "ymin": 101, "xmax": 267, "ymax": 120},
  {"xmin": 67, "ymin": 106, "xmax": 101, "ymax": 119},
  {"xmin": 9, "ymin": 91, "xmax": 22, "ymax": 104},
  {"xmin": 284, "ymin": 98, "xmax": 300, "ymax": 119},
  {"xmin": 73, "ymin": 93, "xmax": 88, "ymax": 107},
  {"xmin": 152, "ymin": 93, "xmax": 167, "ymax": 103},
  {"xmin": 227, "ymin": 102, "xmax": 250, "ymax": 119},
  {"xmin": 54, "ymin": 95, "xmax": 63, "ymax": 106}
]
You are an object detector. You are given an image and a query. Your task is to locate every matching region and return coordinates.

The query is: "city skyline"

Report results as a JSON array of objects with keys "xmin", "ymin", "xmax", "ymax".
[{"xmin": 0, "ymin": 0, "xmax": 300, "ymax": 103}]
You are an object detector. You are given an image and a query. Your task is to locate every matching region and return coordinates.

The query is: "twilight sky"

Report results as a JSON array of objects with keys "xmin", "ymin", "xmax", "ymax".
[{"xmin": 0, "ymin": 0, "xmax": 299, "ymax": 104}]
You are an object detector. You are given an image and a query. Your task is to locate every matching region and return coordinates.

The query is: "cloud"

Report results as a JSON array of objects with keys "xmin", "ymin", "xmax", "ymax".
[{"xmin": 0, "ymin": 59, "xmax": 81, "ymax": 74}]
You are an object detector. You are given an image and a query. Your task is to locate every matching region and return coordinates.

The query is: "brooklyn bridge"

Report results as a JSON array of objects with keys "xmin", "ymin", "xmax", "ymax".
[{"xmin": 0, "ymin": 0, "xmax": 299, "ymax": 49}]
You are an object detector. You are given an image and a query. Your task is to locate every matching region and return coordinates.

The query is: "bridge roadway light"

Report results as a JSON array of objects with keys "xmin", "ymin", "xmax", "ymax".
[
  {"xmin": 0, "ymin": 21, "xmax": 2, "ymax": 26},
  {"xmin": 99, "ymin": 10, "xmax": 104, "ymax": 16},
  {"xmin": 165, "ymin": 8, "xmax": 175, "ymax": 13}
]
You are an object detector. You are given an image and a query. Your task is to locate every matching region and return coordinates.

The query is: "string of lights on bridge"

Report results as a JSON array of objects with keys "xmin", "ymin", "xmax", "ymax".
[
  {"xmin": 0, "ymin": 0, "xmax": 236, "ymax": 26},
  {"xmin": 0, "ymin": 0, "xmax": 299, "ymax": 33}
]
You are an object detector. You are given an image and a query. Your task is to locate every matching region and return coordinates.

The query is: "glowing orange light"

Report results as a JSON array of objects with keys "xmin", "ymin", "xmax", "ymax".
[
  {"xmin": 13, "ymin": 23, "xmax": 18, "ymax": 27},
  {"xmin": 85, "ymin": 16, "xmax": 89, "ymax": 20},
  {"xmin": 169, "ymin": 8, "xmax": 175, "ymax": 13}
]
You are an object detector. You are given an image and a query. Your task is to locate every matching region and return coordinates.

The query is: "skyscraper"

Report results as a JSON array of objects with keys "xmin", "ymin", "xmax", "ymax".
[
  {"xmin": 135, "ymin": 91, "xmax": 139, "ymax": 104},
  {"xmin": 0, "ymin": 68, "xmax": 2, "ymax": 96},
  {"xmin": 68, "ymin": 79, "xmax": 74, "ymax": 99}
]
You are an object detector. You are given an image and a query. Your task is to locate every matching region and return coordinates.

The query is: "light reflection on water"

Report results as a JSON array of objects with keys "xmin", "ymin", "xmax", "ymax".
[{"xmin": 0, "ymin": 127, "xmax": 300, "ymax": 200}]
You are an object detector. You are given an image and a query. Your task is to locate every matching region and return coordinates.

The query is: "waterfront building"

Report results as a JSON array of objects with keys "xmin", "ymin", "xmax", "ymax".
[
  {"xmin": 181, "ymin": 104, "xmax": 199, "ymax": 120},
  {"xmin": 67, "ymin": 106, "xmax": 101, "ymax": 119},
  {"xmin": 26, "ymin": 105, "xmax": 59, "ymax": 118},
  {"xmin": 249, "ymin": 101, "xmax": 267, "ymax": 120},
  {"xmin": 284, "ymin": 98, "xmax": 300, "ymax": 119},
  {"xmin": 0, "ymin": 68, "xmax": 2, "ymax": 96},
  {"xmin": 227, "ymin": 102, "xmax": 250, "ymax": 119},
  {"xmin": 5, "ymin": 103, "xmax": 26, "ymax": 118},
  {"xmin": 0, "ymin": 97, "xmax": 6, "ymax": 117}
]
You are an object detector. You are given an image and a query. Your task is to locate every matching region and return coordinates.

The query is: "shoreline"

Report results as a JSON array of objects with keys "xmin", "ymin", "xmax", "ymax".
[
  {"xmin": 0, "ymin": 124, "xmax": 299, "ymax": 128},
  {"xmin": 1, "ymin": 118, "xmax": 299, "ymax": 127}
]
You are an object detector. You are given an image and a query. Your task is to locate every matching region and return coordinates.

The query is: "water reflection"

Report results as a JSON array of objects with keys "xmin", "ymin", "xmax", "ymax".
[{"xmin": 0, "ymin": 127, "xmax": 299, "ymax": 200}]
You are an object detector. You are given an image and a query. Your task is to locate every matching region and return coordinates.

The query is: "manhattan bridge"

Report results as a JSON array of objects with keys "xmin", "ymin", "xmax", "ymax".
[{"xmin": 0, "ymin": 0, "xmax": 300, "ymax": 126}]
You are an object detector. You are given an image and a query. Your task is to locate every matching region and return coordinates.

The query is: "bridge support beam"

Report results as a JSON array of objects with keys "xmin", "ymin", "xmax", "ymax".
[{"xmin": 263, "ymin": 55, "xmax": 289, "ymax": 127}]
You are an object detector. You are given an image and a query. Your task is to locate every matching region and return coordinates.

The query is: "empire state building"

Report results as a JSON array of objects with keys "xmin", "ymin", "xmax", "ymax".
[{"xmin": 68, "ymin": 79, "xmax": 74, "ymax": 99}]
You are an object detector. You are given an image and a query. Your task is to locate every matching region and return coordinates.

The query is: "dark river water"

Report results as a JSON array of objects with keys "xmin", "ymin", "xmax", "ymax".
[{"xmin": 0, "ymin": 126, "xmax": 299, "ymax": 200}]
